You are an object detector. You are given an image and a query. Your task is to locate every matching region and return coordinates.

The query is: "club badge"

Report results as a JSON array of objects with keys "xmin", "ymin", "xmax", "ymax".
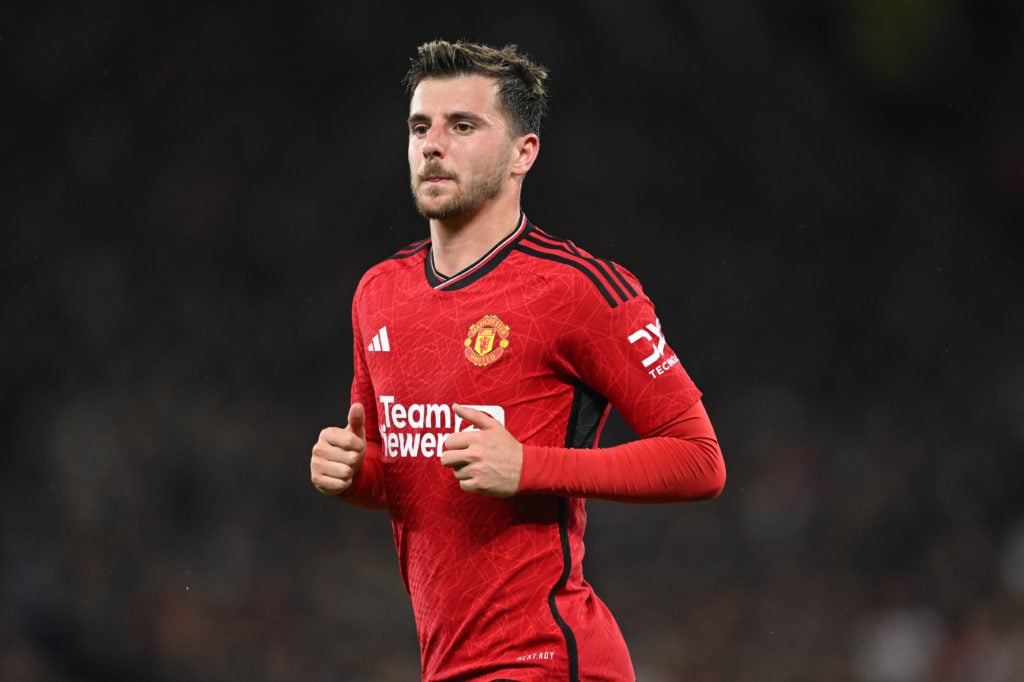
[{"xmin": 464, "ymin": 314, "xmax": 510, "ymax": 367}]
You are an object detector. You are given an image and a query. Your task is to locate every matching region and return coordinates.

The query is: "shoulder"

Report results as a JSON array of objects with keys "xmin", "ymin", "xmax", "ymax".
[
  {"xmin": 513, "ymin": 223, "xmax": 644, "ymax": 309},
  {"xmin": 355, "ymin": 238, "xmax": 430, "ymax": 295}
]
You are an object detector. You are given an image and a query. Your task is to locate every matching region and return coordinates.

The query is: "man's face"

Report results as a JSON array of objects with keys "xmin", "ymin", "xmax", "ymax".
[{"xmin": 407, "ymin": 75, "xmax": 516, "ymax": 221}]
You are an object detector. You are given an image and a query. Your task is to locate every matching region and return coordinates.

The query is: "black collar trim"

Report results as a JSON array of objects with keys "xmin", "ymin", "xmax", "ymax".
[{"xmin": 425, "ymin": 213, "xmax": 530, "ymax": 290}]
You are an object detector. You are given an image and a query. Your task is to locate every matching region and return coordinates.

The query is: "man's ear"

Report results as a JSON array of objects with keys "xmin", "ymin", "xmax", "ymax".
[{"xmin": 511, "ymin": 133, "xmax": 540, "ymax": 177}]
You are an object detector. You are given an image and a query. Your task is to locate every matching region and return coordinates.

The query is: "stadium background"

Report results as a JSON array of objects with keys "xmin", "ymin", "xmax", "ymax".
[{"xmin": 3, "ymin": 1, "xmax": 1022, "ymax": 680}]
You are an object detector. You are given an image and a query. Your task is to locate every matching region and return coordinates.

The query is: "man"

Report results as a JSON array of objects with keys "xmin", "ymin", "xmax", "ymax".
[{"xmin": 311, "ymin": 39, "xmax": 726, "ymax": 682}]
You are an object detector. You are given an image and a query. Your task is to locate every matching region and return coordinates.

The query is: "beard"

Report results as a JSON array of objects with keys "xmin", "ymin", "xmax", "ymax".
[{"xmin": 411, "ymin": 159, "xmax": 507, "ymax": 221}]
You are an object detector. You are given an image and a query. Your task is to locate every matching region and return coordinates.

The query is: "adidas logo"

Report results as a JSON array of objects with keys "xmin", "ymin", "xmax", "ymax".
[{"xmin": 367, "ymin": 326, "xmax": 391, "ymax": 352}]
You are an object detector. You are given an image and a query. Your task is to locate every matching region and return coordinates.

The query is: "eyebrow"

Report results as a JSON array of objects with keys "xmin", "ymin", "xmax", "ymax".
[{"xmin": 407, "ymin": 110, "xmax": 489, "ymax": 127}]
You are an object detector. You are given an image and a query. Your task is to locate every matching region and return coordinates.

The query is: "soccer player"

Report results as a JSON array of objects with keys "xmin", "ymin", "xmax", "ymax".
[{"xmin": 310, "ymin": 39, "xmax": 726, "ymax": 682}]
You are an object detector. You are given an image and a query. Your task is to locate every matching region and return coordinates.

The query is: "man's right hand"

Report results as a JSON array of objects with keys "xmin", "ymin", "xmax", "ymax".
[{"xmin": 311, "ymin": 403, "xmax": 367, "ymax": 495}]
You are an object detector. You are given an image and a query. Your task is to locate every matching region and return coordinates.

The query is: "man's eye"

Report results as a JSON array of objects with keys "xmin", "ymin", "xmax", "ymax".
[
  {"xmin": 412, "ymin": 124, "xmax": 428, "ymax": 136},
  {"xmin": 454, "ymin": 122, "xmax": 474, "ymax": 133}
]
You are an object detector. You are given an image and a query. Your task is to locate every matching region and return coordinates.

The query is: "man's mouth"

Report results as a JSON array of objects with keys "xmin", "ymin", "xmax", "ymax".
[{"xmin": 420, "ymin": 165, "xmax": 454, "ymax": 184}]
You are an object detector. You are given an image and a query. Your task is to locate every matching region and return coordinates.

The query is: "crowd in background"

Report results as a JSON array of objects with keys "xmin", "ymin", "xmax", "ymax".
[{"xmin": 3, "ymin": 2, "xmax": 1022, "ymax": 680}]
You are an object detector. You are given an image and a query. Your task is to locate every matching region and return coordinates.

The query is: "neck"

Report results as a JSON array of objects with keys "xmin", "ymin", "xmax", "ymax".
[{"xmin": 429, "ymin": 200, "xmax": 523, "ymax": 277}]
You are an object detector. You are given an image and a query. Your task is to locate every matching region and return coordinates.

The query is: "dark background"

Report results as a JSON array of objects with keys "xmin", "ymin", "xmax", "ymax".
[{"xmin": 3, "ymin": 1, "xmax": 1023, "ymax": 680}]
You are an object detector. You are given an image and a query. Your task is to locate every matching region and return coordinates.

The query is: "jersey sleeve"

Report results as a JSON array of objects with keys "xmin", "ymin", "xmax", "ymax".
[
  {"xmin": 336, "ymin": 281, "xmax": 388, "ymax": 510},
  {"xmin": 519, "ymin": 398, "xmax": 725, "ymax": 502},
  {"xmin": 518, "ymin": 263, "xmax": 725, "ymax": 501}
]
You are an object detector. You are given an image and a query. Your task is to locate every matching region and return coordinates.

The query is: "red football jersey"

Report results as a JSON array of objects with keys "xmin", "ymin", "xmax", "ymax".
[{"xmin": 342, "ymin": 214, "xmax": 707, "ymax": 681}]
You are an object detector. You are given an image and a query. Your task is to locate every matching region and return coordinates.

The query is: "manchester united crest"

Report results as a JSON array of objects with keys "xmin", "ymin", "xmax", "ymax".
[{"xmin": 464, "ymin": 314, "xmax": 510, "ymax": 366}]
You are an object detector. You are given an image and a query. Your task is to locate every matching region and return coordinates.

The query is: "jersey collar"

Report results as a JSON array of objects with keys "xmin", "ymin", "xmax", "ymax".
[{"xmin": 426, "ymin": 213, "xmax": 530, "ymax": 290}]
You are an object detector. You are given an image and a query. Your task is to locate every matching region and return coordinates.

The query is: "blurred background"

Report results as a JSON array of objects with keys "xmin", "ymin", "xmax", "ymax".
[{"xmin": 2, "ymin": 1, "xmax": 1023, "ymax": 680}]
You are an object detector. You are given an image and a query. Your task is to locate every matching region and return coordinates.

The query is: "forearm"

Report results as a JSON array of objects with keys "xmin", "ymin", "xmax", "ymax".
[{"xmin": 518, "ymin": 401, "xmax": 725, "ymax": 502}]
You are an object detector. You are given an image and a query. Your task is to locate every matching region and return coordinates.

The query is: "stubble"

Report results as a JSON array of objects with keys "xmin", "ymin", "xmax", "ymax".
[{"xmin": 411, "ymin": 159, "xmax": 508, "ymax": 221}]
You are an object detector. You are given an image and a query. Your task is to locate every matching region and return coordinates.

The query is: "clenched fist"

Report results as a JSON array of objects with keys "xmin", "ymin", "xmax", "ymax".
[
  {"xmin": 440, "ymin": 404, "xmax": 523, "ymax": 497},
  {"xmin": 311, "ymin": 403, "xmax": 367, "ymax": 495}
]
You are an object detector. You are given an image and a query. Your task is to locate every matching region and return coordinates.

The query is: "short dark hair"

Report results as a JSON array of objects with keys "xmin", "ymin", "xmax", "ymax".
[{"xmin": 403, "ymin": 39, "xmax": 549, "ymax": 137}]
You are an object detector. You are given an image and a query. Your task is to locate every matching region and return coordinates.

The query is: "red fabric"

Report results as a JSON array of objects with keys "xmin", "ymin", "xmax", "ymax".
[
  {"xmin": 519, "ymin": 399, "xmax": 725, "ymax": 502},
  {"xmin": 334, "ymin": 218, "xmax": 724, "ymax": 681}
]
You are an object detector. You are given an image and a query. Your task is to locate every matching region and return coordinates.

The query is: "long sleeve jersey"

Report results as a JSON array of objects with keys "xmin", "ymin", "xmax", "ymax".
[{"xmin": 339, "ymin": 214, "xmax": 725, "ymax": 681}]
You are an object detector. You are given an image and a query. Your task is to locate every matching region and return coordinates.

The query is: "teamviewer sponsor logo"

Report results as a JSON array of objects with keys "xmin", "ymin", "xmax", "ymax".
[
  {"xmin": 377, "ymin": 396, "xmax": 505, "ymax": 458},
  {"xmin": 628, "ymin": 318, "xmax": 680, "ymax": 378}
]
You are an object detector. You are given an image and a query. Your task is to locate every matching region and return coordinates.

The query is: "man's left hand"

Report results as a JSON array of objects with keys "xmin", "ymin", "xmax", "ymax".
[{"xmin": 440, "ymin": 404, "xmax": 523, "ymax": 497}]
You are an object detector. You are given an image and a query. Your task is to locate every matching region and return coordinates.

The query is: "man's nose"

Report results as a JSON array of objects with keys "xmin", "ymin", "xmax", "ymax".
[{"xmin": 422, "ymin": 127, "xmax": 445, "ymax": 157}]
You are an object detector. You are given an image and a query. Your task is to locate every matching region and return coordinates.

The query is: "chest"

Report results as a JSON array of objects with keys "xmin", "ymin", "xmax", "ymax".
[{"xmin": 358, "ymin": 278, "xmax": 564, "ymax": 405}]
